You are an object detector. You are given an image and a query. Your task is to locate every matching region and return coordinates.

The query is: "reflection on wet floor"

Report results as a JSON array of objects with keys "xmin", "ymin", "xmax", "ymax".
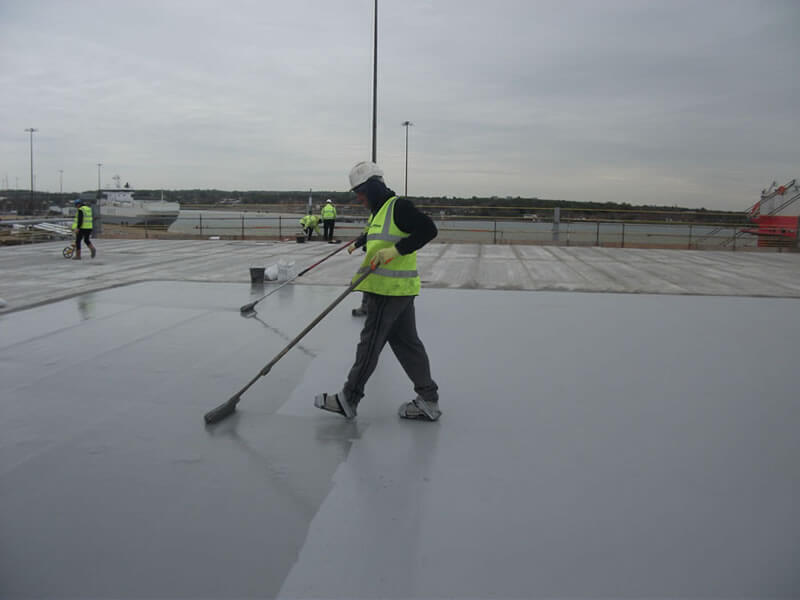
[{"xmin": 1, "ymin": 282, "xmax": 798, "ymax": 598}]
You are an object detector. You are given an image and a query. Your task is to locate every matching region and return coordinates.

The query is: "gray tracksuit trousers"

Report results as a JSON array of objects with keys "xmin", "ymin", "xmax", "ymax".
[{"xmin": 343, "ymin": 292, "xmax": 438, "ymax": 406}]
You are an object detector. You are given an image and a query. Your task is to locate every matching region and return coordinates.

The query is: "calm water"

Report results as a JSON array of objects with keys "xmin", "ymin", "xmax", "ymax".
[{"xmin": 169, "ymin": 209, "xmax": 754, "ymax": 248}]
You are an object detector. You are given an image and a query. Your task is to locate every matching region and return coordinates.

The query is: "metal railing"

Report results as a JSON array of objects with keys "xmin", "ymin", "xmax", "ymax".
[
  {"xmin": 155, "ymin": 211, "xmax": 794, "ymax": 251},
  {"xmin": 9, "ymin": 205, "xmax": 793, "ymax": 251}
]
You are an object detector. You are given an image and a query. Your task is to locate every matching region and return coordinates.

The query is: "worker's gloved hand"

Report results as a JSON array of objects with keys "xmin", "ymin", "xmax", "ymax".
[
  {"xmin": 370, "ymin": 246, "xmax": 400, "ymax": 270},
  {"xmin": 347, "ymin": 244, "xmax": 357, "ymax": 254}
]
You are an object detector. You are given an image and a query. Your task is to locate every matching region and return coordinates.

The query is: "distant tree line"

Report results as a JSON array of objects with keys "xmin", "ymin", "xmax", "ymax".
[{"xmin": 0, "ymin": 188, "xmax": 749, "ymax": 225}]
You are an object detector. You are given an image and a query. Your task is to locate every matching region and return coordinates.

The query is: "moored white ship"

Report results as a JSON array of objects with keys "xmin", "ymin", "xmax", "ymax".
[{"xmin": 80, "ymin": 177, "xmax": 180, "ymax": 227}]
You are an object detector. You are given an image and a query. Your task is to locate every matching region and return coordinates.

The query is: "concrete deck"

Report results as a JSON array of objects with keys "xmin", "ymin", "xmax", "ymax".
[
  {"xmin": 1, "ymin": 281, "xmax": 797, "ymax": 598},
  {"xmin": 2, "ymin": 239, "xmax": 800, "ymax": 313},
  {"xmin": 1, "ymin": 240, "xmax": 799, "ymax": 598}
]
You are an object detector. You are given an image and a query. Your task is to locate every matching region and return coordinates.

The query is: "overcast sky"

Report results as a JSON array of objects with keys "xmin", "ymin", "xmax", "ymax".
[{"xmin": 1, "ymin": 0, "xmax": 798, "ymax": 210}]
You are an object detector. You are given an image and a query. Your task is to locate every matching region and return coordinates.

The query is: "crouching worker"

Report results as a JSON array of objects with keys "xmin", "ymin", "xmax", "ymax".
[
  {"xmin": 315, "ymin": 161, "xmax": 441, "ymax": 421},
  {"xmin": 299, "ymin": 212, "xmax": 320, "ymax": 240},
  {"xmin": 71, "ymin": 199, "xmax": 96, "ymax": 260}
]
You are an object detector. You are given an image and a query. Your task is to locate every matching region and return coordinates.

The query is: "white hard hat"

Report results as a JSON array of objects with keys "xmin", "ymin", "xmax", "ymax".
[
  {"xmin": 349, "ymin": 161, "xmax": 383, "ymax": 190},
  {"xmin": 326, "ymin": 199, "xmax": 332, "ymax": 203}
]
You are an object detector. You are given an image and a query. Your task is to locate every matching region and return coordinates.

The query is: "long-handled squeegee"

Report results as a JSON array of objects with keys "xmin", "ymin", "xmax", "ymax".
[
  {"xmin": 240, "ymin": 238, "xmax": 356, "ymax": 314},
  {"xmin": 205, "ymin": 267, "xmax": 373, "ymax": 425}
]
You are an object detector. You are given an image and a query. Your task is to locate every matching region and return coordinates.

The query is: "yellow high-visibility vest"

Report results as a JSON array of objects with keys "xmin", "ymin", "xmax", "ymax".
[
  {"xmin": 353, "ymin": 197, "xmax": 420, "ymax": 296},
  {"xmin": 321, "ymin": 204, "xmax": 336, "ymax": 219},
  {"xmin": 300, "ymin": 215, "xmax": 318, "ymax": 230},
  {"xmin": 72, "ymin": 205, "xmax": 93, "ymax": 229}
]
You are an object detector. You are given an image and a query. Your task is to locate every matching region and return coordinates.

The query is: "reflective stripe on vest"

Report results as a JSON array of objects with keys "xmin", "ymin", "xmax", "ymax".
[{"xmin": 353, "ymin": 197, "xmax": 420, "ymax": 296}]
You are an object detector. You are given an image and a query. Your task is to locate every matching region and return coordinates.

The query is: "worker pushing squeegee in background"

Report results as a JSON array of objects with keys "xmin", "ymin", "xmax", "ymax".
[{"xmin": 315, "ymin": 160, "xmax": 442, "ymax": 422}]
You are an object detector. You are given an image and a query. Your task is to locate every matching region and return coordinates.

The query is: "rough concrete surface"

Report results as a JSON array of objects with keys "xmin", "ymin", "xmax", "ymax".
[{"xmin": 2, "ymin": 239, "xmax": 800, "ymax": 315}]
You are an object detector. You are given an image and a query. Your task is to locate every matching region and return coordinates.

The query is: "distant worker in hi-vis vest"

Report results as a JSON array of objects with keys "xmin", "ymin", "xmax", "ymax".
[
  {"xmin": 321, "ymin": 198, "xmax": 337, "ymax": 243},
  {"xmin": 314, "ymin": 161, "xmax": 441, "ymax": 421},
  {"xmin": 299, "ymin": 212, "xmax": 320, "ymax": 240},
  {"xmin": 71, "ymin": 199, "xmax": 97, "ymax": 260}
]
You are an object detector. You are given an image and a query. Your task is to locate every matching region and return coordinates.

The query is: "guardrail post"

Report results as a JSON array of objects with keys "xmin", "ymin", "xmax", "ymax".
[
  {"xmin": 552, "ymin": 207, "xmax": 560, "ymax": 243},
  {"xmin": 595, "ymin": 222, "xmax": 600, "ymax": 246},
  {"xmin": 278, "ymin": 215, "xmax": 282, "ymax": 240},
  {"xmin": 493, "ymin": 219, "xmax": 497, "ymax": 244},
  {"xmin": 199, "ymin": 213, "xmax": 203, "ymax": 236}
]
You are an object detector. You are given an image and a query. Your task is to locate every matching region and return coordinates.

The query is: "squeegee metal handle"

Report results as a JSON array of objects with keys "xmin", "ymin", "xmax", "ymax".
[
  {"xmin": 207, "ymin": 260, "xmax": 392, "ymax": 423},
  {"xmin": 296, "ymin": 237, "xmax": 358, "ymax": 277},
  {"xmin": 250, "ymin": 273, "xmax": 298, "ymax": 305},
  {"xmin": 230, "ymin": 268, "xmax": 374, "ymax": 402},
  {"xmin": 258, "ymin": 268, "xmax": 371, "ymax": 375},
  {"xmin": 241, "ymin": 238, "xmax": 358, "ymax": 313}
]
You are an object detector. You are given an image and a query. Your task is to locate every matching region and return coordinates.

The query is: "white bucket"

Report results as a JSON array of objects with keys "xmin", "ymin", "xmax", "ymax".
[
  {"xmin": 264, "ymin": 264, "xmax": 279, "ymax": 281},
  {"xmin": 277, "ymin": 261, "xmax": 296, "ymax": 282}
]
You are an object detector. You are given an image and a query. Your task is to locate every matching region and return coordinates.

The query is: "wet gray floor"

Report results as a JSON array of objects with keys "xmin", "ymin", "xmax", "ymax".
[{"xmin": 1, "ymin": 281, "xmax": 798, "ymax": 598}]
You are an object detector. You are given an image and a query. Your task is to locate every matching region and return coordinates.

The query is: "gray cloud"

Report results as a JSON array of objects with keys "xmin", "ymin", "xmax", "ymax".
[{"xmin": 1, "ymin": 0, "xmax": 798, "ymax": 210}]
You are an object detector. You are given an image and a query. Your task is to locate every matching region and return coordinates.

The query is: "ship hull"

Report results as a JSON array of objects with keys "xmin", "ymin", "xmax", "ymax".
[
  {"xmin": 80, "ymin": 187, "xmax": 181, "ymax": 229},
  {"xmin": 100, "ymin": 212, "xmax": 179, "ymax": 227},
  {"xmin": 743, "ymin": 179, "xmax": 799, "ymax": 248}
]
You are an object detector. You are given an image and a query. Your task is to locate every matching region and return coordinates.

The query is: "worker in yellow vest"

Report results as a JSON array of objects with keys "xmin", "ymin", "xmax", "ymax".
[
  {"xmin": 321, "ymin": 198, "xmax": 337, "ymax": 242},
  {"xmin": 315, "ymin": 161, "xmax": 441, "ymax": 421},
  {"xmin": 299, "ymin": 211, "xmax": 320, "ymax": 240},
  {"xmin": 70, "ymin": 199, "xmax": 97, "ymax": 260}
]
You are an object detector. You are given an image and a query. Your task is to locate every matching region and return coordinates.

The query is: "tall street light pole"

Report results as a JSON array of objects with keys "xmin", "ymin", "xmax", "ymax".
[
  {"xmin": 371, "ymin": 0, "xmax": 378, "ymax": 163},
  {"xmin": 24, "ymin": 128, "xmax": 37, "ymax": 215},
  {"xmin": 402, "ymin": 121, "xmax": 413, "ymax": 197},
  {"xmin": 97, "ymin": 163, "xmax": 103, "ymax": 193}
]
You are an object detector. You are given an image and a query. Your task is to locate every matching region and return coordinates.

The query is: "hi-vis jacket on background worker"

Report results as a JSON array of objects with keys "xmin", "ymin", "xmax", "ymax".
[
  {"xmin": 321, "ymin": 199, "xmax": 337, "ymax": 242},
  {"xmin": 321, "ymin": 199, "xmax": 336, "ymax": 220},
  {"xmin": 314, "ymin": 161, "xmax": 441, "ymax": 422},
  {"xmin": 71, "ymin": 199, "xmax": 97, "ymax": 260},
  {"xmin": 299, "ymin": 213, "xmax": 320, "ymax": 240}
]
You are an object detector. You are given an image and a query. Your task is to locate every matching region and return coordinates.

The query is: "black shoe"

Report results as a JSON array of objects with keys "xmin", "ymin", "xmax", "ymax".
[{"xmin": 352, "ymin": 307, "xmax": 367, "ymax": 317}]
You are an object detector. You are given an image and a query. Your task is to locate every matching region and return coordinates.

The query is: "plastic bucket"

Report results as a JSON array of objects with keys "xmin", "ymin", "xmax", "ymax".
[
  {"xmin": 277, "ymin": 261, "xmax": 296, "ymax": 282},
  {"xmin": 296, "ymin": 235, "xmax": 306, "ymax": 243},
  {"xmin": 249, "ymin": 267, "xmax": 265, "ymax": 283}
]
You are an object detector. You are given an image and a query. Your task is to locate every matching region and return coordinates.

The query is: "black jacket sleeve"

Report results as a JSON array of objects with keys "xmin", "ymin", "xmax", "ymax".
[
  {"xmin": 76, "ymin": 208, "xmax": 84, "ymax": 228},
  {"xmin": 353, "ymin": 231, "xmax": 367, "ymax": 249},
  {"xmin": 392, "ymin": 197, "xmax": 437, "ymax": 255}
]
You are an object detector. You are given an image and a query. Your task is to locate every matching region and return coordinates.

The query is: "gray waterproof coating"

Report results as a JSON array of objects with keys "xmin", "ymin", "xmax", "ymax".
[{"xmin": 1, "ymin": 281, "xmax": 798, "ymax": 598}]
